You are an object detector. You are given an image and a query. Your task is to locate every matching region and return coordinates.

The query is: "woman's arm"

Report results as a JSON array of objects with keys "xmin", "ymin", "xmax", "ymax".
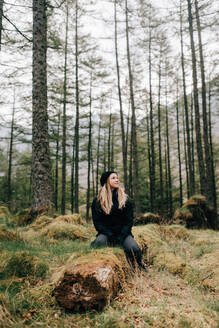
[
  {"xmin": 91, "ymin": 198, "xmax": 113, "ymax": 238},
  {"xmin": 118, "ymin": 198, "xmax": 133, "ymax": 242}
]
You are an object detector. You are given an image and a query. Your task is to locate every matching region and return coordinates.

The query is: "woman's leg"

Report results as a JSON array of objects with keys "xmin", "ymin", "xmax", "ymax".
[
  {"xmin": 122, "ymin": 235, "xmax": 147, "ymax": 271},
  {"xmin": 90, "ymin": 234, "xmax": 108, "ymax": 248}
]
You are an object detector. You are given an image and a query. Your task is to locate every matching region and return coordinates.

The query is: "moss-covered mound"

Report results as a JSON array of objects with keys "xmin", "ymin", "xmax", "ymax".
[
  {"xmin": 0, "ymin": 228, "xmax": 21, "ymax": 241},
  {"xmin": 134, "ymin": 212, "xmax": 162, "ymax": 225},
  {"xmin": 13, "ymin": 206, "xmax": 50, "ymax": 226},
  {"xmin": 30, "ymin": 215, "xmax": 53, "ymax": 230},
  {"xmin": 40, "ymin": 221, "xmax": 90, "ymax": 241},
  {"xmin": 3, "ymin": 251, "xmax": 48, "ymax": 278},
  {"xmin": 173, "ymin": 195, "xmax": 218, "ymax": 230},
  {"xmin": 55, "ymin": 213, "xmax": 86, "ymax": 225}
]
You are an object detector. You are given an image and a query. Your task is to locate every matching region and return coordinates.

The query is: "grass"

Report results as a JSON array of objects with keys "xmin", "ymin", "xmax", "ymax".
[{"xmin": 0, "ymin": 217, "xmax": 218, "ymax": 327}]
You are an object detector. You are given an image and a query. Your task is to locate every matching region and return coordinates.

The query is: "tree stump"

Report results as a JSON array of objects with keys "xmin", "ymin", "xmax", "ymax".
[{"xmin": 53, "ymin": 250, "xmax": 126, "ymax": 311}]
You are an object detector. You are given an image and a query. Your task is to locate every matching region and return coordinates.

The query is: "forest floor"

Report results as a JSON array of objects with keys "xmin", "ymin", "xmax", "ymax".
[{"xmin": 0, "ymin": 212, "xmax": 218, "ymax": 328}]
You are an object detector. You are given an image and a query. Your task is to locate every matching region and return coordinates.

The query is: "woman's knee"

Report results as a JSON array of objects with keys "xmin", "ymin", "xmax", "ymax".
[
  {"xmin": 90, "ymin": 234, "xmax": 108, "ymax": 248},
  {"xmin": 123, "ymin": 235, "xmax": 140, "ymax": 253}
]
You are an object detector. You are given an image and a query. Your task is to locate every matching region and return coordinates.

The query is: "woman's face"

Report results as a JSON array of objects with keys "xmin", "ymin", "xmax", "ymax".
[{"xmin": 108, "ymin": 173, "xmax": 119, "ymax": 190}]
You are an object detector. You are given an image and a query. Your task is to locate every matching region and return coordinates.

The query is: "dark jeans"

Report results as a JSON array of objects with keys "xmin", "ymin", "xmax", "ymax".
[{"xmin": 90, "ymin": 234, "xmax": 143, "ymax": 267}]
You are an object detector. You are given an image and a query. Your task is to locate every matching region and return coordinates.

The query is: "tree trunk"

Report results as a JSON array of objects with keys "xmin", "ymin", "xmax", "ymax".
[
  {"xmin": 194, "ymin": 0, "xmax": 216, "ymax": 209},
  {"xmin": 125, "ymin": 0, "xmax": 140, "ymax": 214},
  {"xmin": 107, "ymin": 111, "xmax": 112, "ymax": 171},
  {"xmin": 183, "ymin": 108, "xmax": 190, "ymax": 198},
  {"xmin": 96, "ymin": 109, "xmax": 101, "ymax": 195},
  {"xmin": 86, "ymin": 76, "xmax": 92, "ymax": 222},
  {"xmin": 71, "ymin": 137, "xmax": 75, "ymax": 213},
  {"xmin": 176, "ymin": 81, "xmax": 183, "ymax": 207},
  {"xmin": 180, "ymin": 0, "xmax": 194, "ymax": 196},
  {"xmin": 147, "ymin": 114, "xmax": 152, "ymax": 211},
  {"xmin": 165, "ymin": 76, "xmax": 172, "ymax": 217},
  {"xmin": 61, "ymin": 1, "xmax": 69, "ymax": 215},
  {"xmin": 0, "ymin": 0, "xmax": 3, "ymax": 50},
  {"xmin": 114, "ymin": 0, "xmax": 128, "ymax": 192},
  {"xmin": 187, "ymin": 0, "xmax": 207, "ymax": 196},
  {"xmin": 55, "ymin": 110, "xmax": 61, "ymax": 212},
  {"xmin": 74, "ymin": 0, "xmax": 79, "ymax": 213},
  {"xmin": 129, "ymin": 112, "xmax": 133, "ymax": 198},
  {"xmin": 157, "ymin": 48, "xmax": 163, "ymax": 211},
  {"xmin": 111, "ymin": 117, "xmax": 115, "ymax": 170},
  {"xmin": 148, "ymin": 25, "xmax": 155, "ymax": 213},
  {"xmin": 32, "ymin": 0, "xmax": 53, "ymax": 212},
  {"xmin": 208, "ymin": 82, "xmax": 217, "ymax": 211},
  {"xmin": 190, "ymin": 93, "xmax": 195, "ymax": 193},
  {"xmin": 7, "ymin": 87, "xmax": 15, "ymax": 210}
]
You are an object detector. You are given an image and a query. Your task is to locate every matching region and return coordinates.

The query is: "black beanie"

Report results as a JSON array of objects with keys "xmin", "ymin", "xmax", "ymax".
[{"xmin": 100, "ymin": 171, "xmax": 117, "ymax": 186}]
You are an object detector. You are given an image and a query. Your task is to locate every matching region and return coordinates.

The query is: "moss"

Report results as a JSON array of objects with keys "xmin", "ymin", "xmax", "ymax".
[
  {"xmin": 0, "ymin": 228, "xmax": 21, "ymax": 242},
  {"xmin": 40, "ymin": 221, "xmax": 90, "ymax": 241},
  {"xmin": 4, "ymin": 251, "xmax": 48, "ymax": 278},
  {"xmin": 55, "ymin": 213, "xmax": 86, "ymax": 225},
  {"xmin": 30, "ymin": 215, "xmax": 53, "ymax": 230},
  {"xmin": 13, "ymin": 208, "xmax": 31, "ymax": 226},
  {"xmin": 133, "ymin": 225, "xmax": 167, "ymax": 264},
  {"xmin": 13, "ymin": 283, "xmax": 56, "ymax": 317}
]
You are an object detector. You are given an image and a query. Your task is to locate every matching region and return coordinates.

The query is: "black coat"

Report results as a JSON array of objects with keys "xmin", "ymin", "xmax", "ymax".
[{"xmin": 91, "ymin": 190, "xmax": 134, "ymax": 243}]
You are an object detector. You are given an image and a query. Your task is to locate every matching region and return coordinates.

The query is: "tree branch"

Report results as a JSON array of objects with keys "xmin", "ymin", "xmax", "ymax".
[{"xmin": 3, "ymin": 14, "xmax": 32, "ymax": 42}]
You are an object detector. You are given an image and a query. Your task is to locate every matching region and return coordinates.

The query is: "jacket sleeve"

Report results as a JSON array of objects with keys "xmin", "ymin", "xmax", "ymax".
[
  {"xmin": 91, "ymin": 198, "xmax": 113, "ymax": 238},
  {"xmin": 119, "ymin": 198, "xmax": 134, "ymax": 242}
]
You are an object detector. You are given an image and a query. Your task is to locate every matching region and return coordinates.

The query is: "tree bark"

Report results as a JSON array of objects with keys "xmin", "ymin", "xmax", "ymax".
[
  {"xmin": 180, "ymin": 0, "xmax": 194, "ymax": 196},
  {"xmin": 55, "ymin": 110, "xmax": 61, "ymax": 212},
  {"xmin": 74, "ymin": 0, "xmax": 79, "ymax": 213},
  {"xmin": 125, "ymin": 0, "xmax": 140, "ymax": 214},
  {"xmin": 157, "ymin": 47, "xmax": 163, "ymax": 211},
  {"xmin": 86, "ymin": 76, "xmax": 92, "ymax": 222},
  {"xmin": 114, "ymin": 0, "xmax": 128, "ymax": 192},
  {"xmin": 71, "ymin": 136, "xmax": 75, "ymax": 213},
  {"xmin": 187, "ymin": 0, "xmax": 207, "ymax": 196},
  {"xmin": 176, "ymin": 81, "xmax": 183, "ymax": 207},
  {"xmin": 0, "ymin": 0, "xmax": 3, "ymax": 50},
  {"xmin": 194, "ymin": 0, "xmax": 216, "ymax": 209},
  {"xmin": 165, "ymin": 75, "xmax": 172, "ymax": 217},
  {"xmin": 96, "ymin": 108, "xmax": 101, "ymax": 195},
  {"xmin": 107, "ymin": 111, "xmax": 112, "ymax": 171},
  {"xmin": 183, "ymin": 108, "xmax": 190, "ymax": 198},
  {"xmin": 61, "ymin": 1, "xmax": 69, "ymax": 215},
  {"xmin": 32, "ymin": 0, "xmax": 53, "ymax": 212},
  {"xmin": 7, "ymin": 87, "xmax": 15, "ymax": 210},
  {"xmin": 208, "ymin": 82, "xmax": 217, "ymax": 211},
  {"xmin": 148, "ymin": 24, "xmax": 156, "ymax": 213}
]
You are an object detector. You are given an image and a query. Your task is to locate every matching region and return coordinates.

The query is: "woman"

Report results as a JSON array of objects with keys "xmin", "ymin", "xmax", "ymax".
[{"xmin": 91, "ymin": 171, "xmax": 147, "ymax": 272}]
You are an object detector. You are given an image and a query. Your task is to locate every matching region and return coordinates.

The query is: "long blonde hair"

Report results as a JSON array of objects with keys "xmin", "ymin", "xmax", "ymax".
[{"xmin": 97, "ymin": 180, "xmax": 127, "ymax": 214}]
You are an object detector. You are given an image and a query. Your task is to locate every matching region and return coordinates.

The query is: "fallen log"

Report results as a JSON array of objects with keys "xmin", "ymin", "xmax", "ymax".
[{"xmin": 53, "ymin": 249, "xmax": 127, "ymax": 311}]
